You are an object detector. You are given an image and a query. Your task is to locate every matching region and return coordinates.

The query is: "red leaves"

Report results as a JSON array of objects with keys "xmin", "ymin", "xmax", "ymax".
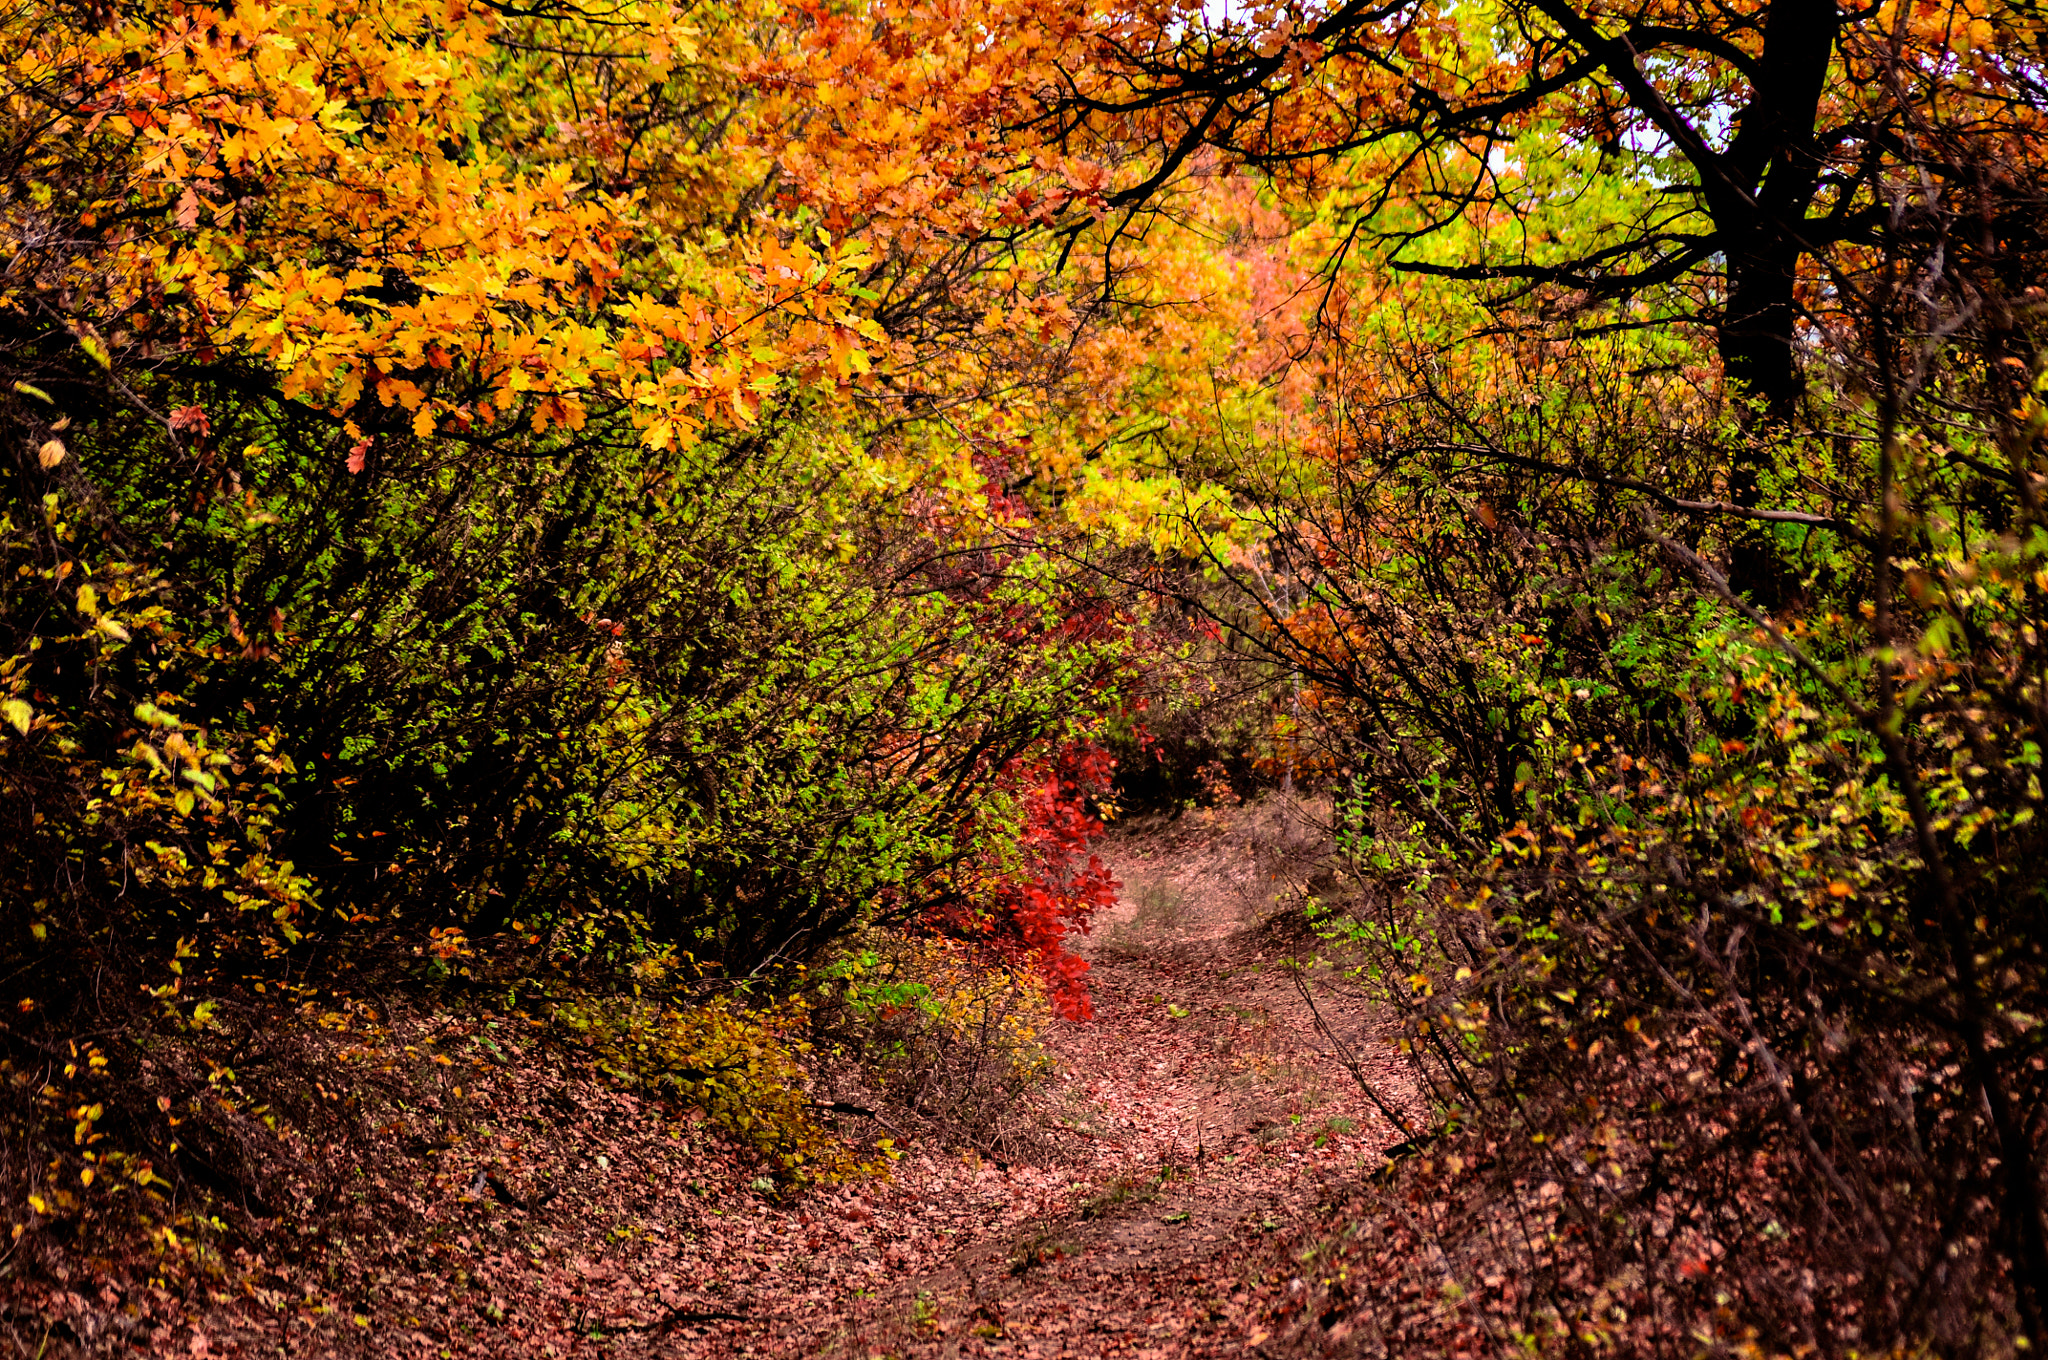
[
  {"xmin": 167, "ymin": 405, "xmax": 210, "ymax": 437},
  {"xmin": 929, "ymin": 740, "xmax": 1120, "ymax": 1019}
]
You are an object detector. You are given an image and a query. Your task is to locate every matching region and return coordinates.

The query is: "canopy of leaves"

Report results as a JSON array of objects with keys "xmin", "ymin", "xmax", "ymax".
[{"xmin": 4, "ymin": 0, "xmax": 2048, "ymax": 1351}]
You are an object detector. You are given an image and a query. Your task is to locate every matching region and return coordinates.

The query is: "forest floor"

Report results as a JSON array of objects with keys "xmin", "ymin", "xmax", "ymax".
[
  {"xmin": 14, "ymin": 801, "xmax": 1418, "ymax": 1358},
  {"xmin": 772, "ymin": 802, "xmax": 1420, "ymax": 1359}
]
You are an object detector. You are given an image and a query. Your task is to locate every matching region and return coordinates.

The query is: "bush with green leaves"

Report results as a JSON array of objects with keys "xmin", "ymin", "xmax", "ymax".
[{"xmin": 1178, "ymin": 191, "xmax": 2048, "ymax": 1348}]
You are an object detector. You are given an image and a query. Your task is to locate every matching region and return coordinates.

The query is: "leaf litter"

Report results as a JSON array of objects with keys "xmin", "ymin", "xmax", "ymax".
[{"xmin": 14, "ymin": 806, "xmax": 1416, "ymax": 1357}]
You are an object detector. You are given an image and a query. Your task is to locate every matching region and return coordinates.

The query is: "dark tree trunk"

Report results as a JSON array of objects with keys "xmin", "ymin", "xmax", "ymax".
[
  {"xmin": 1721, "ymin": 236, "xmax": 1806, "ymax": 419},
  {"xmin": 1713, "ymin": 0, "xmax": 1842, "ymax": 421},
  {"xmin": 1723, "ymin": 234, "xmax": 1807, "ymax": 602},
  {"xmin": 1709, "ymin": 0, "xmax": 1840, "ymax": 600}
]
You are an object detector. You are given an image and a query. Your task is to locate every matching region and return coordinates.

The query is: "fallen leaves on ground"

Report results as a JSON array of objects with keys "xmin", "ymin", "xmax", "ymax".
[{"xmin": 11, "ymin": 811, "xmax": 1414, "ymax": 1358}]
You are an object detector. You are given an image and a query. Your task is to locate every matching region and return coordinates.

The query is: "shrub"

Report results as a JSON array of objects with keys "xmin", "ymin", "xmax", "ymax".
[
  {"xmin": 1179, "ymin": 163, "xmax": 2048, "ymax": 1344},
  {"xmin": 811, "ymin": 934, "xmax": 1058, "ymax": 1156},
  {"xmin": 0, "ymin": 0, "xmax": 1137, "ymax": 1262}
]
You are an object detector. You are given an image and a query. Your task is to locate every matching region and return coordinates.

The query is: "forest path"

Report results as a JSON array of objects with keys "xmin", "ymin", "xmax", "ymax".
[
  {"xmin": 763, "ymin": 813, "xmax": 1419, "ymax": 1359},
  {"xmin": 3, "ymin": 810, "xmax": 1414, "ymax": 1357}
]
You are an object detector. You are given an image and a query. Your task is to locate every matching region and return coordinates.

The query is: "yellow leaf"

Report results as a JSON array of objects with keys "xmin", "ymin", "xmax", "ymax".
[
  {"xmin": 38, "ymin": 439, "xmax": 65, "ymax": 469},
  {"xmin": 1, "ymin": 699, "xmax": 29, "ymax": 735}
]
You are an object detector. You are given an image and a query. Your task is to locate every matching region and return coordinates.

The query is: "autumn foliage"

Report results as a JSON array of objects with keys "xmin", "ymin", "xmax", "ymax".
[
  {"xmin": 5, "ymin": 0, "xmax": 2048, "ymax": 1351},
  {"xmin": 0, "ymin": 0, "xmax": 1138, "ymax": 1308}
]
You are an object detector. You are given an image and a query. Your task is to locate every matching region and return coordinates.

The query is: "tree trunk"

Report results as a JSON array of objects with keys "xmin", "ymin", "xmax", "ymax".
[
  {"xmin": 1721, "ymin": 235, "xmax": 1805, "ymax": 419},
  {"xmin": 1713, "ymin": 0, "xmax": 1841, "ymax": 422},
  {"xmin": 1711, "ymin": 0, "xmax": 1840, "ymax": 599}
]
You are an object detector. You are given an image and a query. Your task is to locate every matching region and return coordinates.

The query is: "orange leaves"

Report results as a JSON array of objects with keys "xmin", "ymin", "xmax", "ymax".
[
  {"xmin": 743, "ymin": 0, "xmax": 1103, "ymax": 242},
  {"xmin": 611, "ymin": 234, "xmax": 882, "ymax": 447},
  {"xmin": 6, "ymin": 0, "xmax": 889, "ymax": 458}
]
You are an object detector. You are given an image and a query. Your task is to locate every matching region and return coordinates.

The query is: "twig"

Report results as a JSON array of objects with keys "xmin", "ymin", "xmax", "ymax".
[
  {"xmin": 608, "ymin": 1304, "xmax": 756, "ymax": 1333},
  {"xmin": 1287, "ymin": 965, "xmax": 1414, "ymax": 1135},
  {"xmin": 1640, "ymin": 514, "xmax": 1869, "ymax": 720},
  {"xmin": 1429, "ymin": 441, "xmax": 1862, "ymax": 536},
  {"xmin": 814, "ymin": 1099, "xmax": 907, "ymax": 1141},
  {"xmin": 483, "ymin": 1171, "xmax": 557, "ymax": 1212}
]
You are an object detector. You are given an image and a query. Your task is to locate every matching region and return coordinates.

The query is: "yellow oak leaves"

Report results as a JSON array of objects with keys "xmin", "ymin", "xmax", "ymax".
[
  {"xmin": 619, "ymin": 234, "xmax": 885, "ymax": 450},
  {"xmin": 3, "ymin": 0, "xmax": 877, "ymax": 458}
]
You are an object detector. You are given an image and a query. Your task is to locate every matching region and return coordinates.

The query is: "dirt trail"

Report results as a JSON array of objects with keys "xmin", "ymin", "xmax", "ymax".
[
  {"xmin": 5, "ymin": 807, "xmax": 1413, "ymax": 1358},
  {"xmin": 762, "ymin": 808, "xmax": 1419, "ymax": 1359}
]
